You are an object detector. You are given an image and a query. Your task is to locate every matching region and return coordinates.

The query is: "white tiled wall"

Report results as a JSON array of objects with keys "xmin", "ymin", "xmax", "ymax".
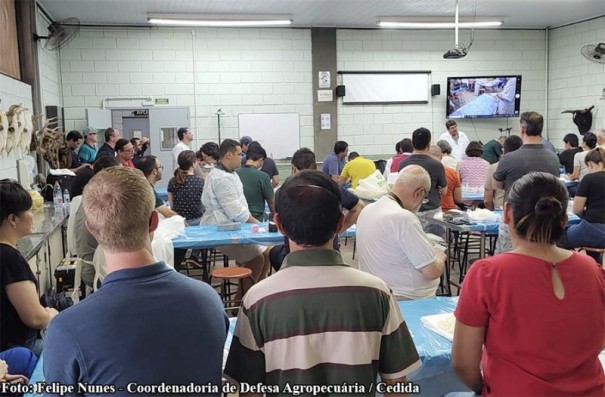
[
  {"xmin": 548, "ymin": 16, "xmax": 605, "ymax": 145},
  {"xmin": 336, "ymin": 29, "xmax": 548, "ymax": 155},
  {"xmin": 37, "ymin": 8, "xmax": 62, "ymax": 112},
  {"xmin": 0, "ymin": 75, "xmax": 34, "ymax": 180},
  {"xmin": 57, "ymin": 27, "xmax": 314, "ymax": 150},
  {"xmin": 49, "ymin": 19, "xmax": 602, "ymax": 157}
]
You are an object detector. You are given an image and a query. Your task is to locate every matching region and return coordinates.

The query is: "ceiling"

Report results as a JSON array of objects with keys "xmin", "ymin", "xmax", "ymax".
[{"xmin": 38, "ymin": 0, "xmax": 605, "ymax": 30}]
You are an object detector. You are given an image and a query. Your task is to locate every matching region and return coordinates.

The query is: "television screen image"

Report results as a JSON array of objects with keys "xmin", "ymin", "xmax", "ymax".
[{"xmin": 446, "ymin": 75, "xmax": 522, "ymax": 119}]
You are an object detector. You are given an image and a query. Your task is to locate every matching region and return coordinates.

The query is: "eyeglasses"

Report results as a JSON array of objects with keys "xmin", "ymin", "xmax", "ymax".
[
  {"xmin": 155, "ymin": 165, "xmax": 164, "ymax": 170},
  {"xmin": 417, "ymin": 187, "xmax": 430, "ymax": 204}
]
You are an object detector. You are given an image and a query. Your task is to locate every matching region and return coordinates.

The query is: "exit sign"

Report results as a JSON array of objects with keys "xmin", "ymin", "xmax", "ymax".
[{"xmin": 155, "ymin": 98, "xmax": 169, "ymax": 105}]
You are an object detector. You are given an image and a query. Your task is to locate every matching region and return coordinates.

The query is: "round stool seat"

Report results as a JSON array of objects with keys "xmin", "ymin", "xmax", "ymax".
[{"xmin": 211, "ymin": 267, "xmax": 253, "ymax": 280}]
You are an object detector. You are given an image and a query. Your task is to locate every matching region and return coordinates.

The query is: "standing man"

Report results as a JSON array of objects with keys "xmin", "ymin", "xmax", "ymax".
[
  {"xmin": 44, "ymin": 167, "xmax": 228, "ymax": 391},
  {"xmin": 130, "ymin": 137, "xmax": 149, "ymax": 166},
  {"xmin": 322, "ymin": 140, "xmax": 348, "ymax": 182},
  {"xmin": 398, "ymin": 127, "xmax": 448, "ymax": 236},
  {"xmin": 481, "ymin": 136, "xmax": 506, "ymax": 164},
  {"xmin": 172, "ymin": 127, "xmax": 193, "ymax": 171},
  {"xmin": 115, "ymin": 139, "xmax": 135, "ymax": 168},
  {"xmin": 201, "ymin": 139, "xmax": 269, "ymax": 296},
  {"xmin": 235, "ymin": 144, "xmax": 275, "ymax": 222},
  {"xmin": 483, "ymin": 135, "xmax": 523, "ymax": 210},
  {"xmin": 65, "ymin": 131, "xmax": 91, "ymax": 174},
  {"xmin": 358, "ymin": 165, "xmax": 446, "ymax": 300},
  {"xmin": 95, "ymin": 127, "xmax": 120, "ymax": 160},
  {"xmin": 239, "ymin": 136, "xmax": 253, "ymax": 165},
  {"xmin": 439, "ymin": 120, "xmax": 470, "ymax": 161},
  {"xmin": 494, "ymin": 77, "xmax": 517, "ymax": 115},
  {"xmin": 492, "ymin": 111, "xmax": 560, "ymax": 253},
  {"xmin": 136, "ymin": 156, "xmax": 177, "ymax": 219},
  {"xmin": 225, "ymin": 170, "xmax": 421, "ymax": 389},
  {"xmin": 77, "ymin": 127, "xmax": 97, "ymax": 164}
]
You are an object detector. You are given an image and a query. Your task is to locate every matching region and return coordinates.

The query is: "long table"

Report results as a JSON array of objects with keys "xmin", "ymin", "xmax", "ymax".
[
  {"xmin": 172, "ymin": 223, "xmax": 356, "ymax": 250},
  {"xmin": 27, "ymin": 297, "xmax": 465, "ymax": 397},
  {"xmin": 423, "ymin": 210, "xmax": 581, "ymax": 296}
]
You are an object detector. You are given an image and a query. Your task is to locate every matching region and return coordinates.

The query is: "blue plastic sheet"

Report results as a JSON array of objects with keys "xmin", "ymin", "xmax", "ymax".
[
  {"xmin": 172, "ymin": 223, "xmax": 356, "ymax": 249},
  {"xmin": 399, "ymin": 297, "xmax": 458, "ymax": 381}
]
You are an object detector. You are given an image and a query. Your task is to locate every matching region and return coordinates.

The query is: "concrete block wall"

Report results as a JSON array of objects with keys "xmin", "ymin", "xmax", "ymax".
[
  {"xmin": 336, "ymin": 29, "xmax": 548, "ymax": 155},
  {"xmin": 57, "ymin": 27, "xmax": 314, "ymax": 151},
  {"xmin": 37, "ymin": 8, "xmax": 62, "ymax": 112},
  {"xmin": 548, "ymin": 16, "xmax": 605, "ymax": 145},
  {"xmin": 0, "ymin": 75, "xmax": 34, "ymax": 180}
]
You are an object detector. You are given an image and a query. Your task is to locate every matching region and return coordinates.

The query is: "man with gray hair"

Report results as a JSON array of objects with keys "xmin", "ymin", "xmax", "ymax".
[
  {"xmin": 44, "ymin": 167, "xmax": 228, "ymax": 391},
  {"xmin": 357, "ymin": 165, "xmax": 446, "ymax": 300}
]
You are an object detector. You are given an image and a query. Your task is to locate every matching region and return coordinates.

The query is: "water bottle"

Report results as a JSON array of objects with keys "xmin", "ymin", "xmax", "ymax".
[
  {"xmin": 53, "ymin": 181, "xmax": 63, "ymax": 207},
  {"xmin": 63, "ymin": 189, "xmax": 70, "ymax": 206}
]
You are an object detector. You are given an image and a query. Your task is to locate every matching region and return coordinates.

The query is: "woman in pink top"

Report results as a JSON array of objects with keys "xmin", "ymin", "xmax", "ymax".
[
  {"xmin": 452, "ymin": 172, "xmax": 605, "ymax": 396},
  {"xmin": 457, "ymin": 141, "xmax": 490, "ymax": 188}
]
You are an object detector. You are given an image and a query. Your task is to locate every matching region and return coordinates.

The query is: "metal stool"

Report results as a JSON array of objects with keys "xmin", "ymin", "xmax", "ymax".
[{"xmin": 210, "ymin": 267, "xmax": 254, "ymax": 310}]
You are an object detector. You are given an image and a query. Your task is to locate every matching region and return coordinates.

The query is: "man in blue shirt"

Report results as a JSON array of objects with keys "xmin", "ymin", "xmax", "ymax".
[
  {"xmin": 322, "ymin": 140, "xmax": 348, "ymax": 182},
  {"xmin": 44, "ymin": 167, "xmax": 228, "ymax": 395}
]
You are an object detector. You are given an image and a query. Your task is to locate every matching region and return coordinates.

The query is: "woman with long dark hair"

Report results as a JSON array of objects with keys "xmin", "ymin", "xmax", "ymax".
[
  {"xmin": 452, "ymin": 172, "xmax": 605, "ymax": 396},
  {"xmin": 167, "ymin": 150, "xmax": 205, "ymax": 226},
  {"xmin": 0, "ymin": 180, "xmax": 58, "ymax": 357}
]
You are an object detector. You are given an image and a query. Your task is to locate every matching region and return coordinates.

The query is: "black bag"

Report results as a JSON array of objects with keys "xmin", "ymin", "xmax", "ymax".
[
  {"xmin": 43, "ymin": 174, "xmax": 75, "ymax": 201},
  {"xmin": 40, "ymin": 288, "xmax": 73, "ymax": 312}
]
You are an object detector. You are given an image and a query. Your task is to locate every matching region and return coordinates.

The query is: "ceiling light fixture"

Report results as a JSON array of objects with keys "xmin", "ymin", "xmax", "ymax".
[
  {"xmin": 377, "ymin": 15, "xmax": 502, "ymax": 29},
  {"xmin": 147, "ymin": 14, "xmax": 292, "ymax": 27}
]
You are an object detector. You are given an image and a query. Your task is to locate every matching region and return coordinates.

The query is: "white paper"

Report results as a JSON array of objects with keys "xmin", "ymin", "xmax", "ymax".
[
  {"xmin": 317, "ymin": 90, "xmax": 333, "ymax": 102},
  {"xmin": 319, "ymin": 71, "xmax": 331, "ymax": 88},
  {"xmin": 320, "ymin": 113, "xmax": 331, "ymax": 130}
]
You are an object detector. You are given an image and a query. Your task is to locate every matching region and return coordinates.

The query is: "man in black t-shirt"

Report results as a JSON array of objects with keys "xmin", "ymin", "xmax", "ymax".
[
  {"xmin": 558, "ymin": 133, "xmax": 583, "ymax": 174},
  {"xmin": 398, "ymin": 127, "xmax": 447, "ymax": 236}
]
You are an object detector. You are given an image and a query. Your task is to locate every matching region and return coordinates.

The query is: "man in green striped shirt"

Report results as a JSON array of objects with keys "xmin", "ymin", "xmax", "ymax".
[{"xmin": 224, "ymin": 170, "xmax": 421, "ymax": 395}]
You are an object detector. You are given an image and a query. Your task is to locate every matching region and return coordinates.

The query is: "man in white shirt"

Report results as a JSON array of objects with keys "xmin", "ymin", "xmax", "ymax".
[
  {"xmin": 172, "ymin": 127, "xmax": 193, "ymax": 171},
  {"xmin": 357, "ymin": 165, "xmax": 446, "ymax": 300},
  {"xmin": 201, "ymin": 139, "xmax": 269, "ymax": 297},
  {"xmin": 439, "ymin": 120, "xmax": 470, "ymax": 161}
]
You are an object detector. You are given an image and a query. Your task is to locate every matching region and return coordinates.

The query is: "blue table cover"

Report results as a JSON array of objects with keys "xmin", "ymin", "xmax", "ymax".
[
  {"xmin": 155, "ymin": 187, "xmax": 168, "ymax": 201},
  {"xmin": 172, "ymin": 223, "xmax": 356, "ymax": 249},
  {"xmin": 451, "ymin": 210, "xmax": 580, "ymax": 234},
  {"xmin": 451, "ymin": 94, "xmax": 498, "ymax": 117}
]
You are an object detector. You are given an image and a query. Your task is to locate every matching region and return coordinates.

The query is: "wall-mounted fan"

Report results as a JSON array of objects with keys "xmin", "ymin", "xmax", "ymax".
[
  {"xmin": 581, "ymin": 43, "xmax": 605, "ymax": 64},
  {"xmin": 34, "ymin": 17, "xmax": 80, "ymax": 50}
]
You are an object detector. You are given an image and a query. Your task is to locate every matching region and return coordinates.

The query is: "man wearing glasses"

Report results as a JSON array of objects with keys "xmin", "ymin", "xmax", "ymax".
[
  {"xmin": 357, "ymin": 165, "xmax": 446, "ymax": 300},
  {"xmin": 115, "ymin": 139, "xmax": 135, "ymax": 168},
  {"xmin": 398, "ymin": 127, "xmax": 448, "ymax": 237}
]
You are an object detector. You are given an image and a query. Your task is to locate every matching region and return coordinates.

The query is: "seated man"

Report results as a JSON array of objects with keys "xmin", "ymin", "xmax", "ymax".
[
  {"xmin": 201, "ymin": 139, "xmax": 269, "ymax": 294},
  {"xmin": 235, "ymin": 143, "xmax": 275, "ymax": 222},
  {"xmin": 44, "ymin": 167, "xmax": 228, "ymax": 391},
  {"xmin": 357, "ymin": 165, "xmax": 446, "ymax": 300},
  {"xmin": 225, "ymin": 169, "xmax": 421, "ymax": 389},
  {"xmin": 339, "ymin": 151, "xmax": 376, "ymax": 189},
  {"xmin": 135, "ymin": 156, "xmax": 177, "ymax": 219},
  {"xmin": 65, "ymin": 130, "xmax": 92, "ymax": 174},
  {"xmin": 74, "ymin": 155, "xmax": 120, "ymax": 289},
  {"xmin": 269, "ymin": 148, "xmax": 365, "ymax": 271}
]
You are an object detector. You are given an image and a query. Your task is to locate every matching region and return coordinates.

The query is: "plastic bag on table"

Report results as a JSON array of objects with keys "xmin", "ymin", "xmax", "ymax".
[
  {"xmin": 353, "ymin": 170, "xmax": 390, "ymax": 200},
  {"xmin": 151, "ymin": 215, "xmax": 186, "ymax": 268}
]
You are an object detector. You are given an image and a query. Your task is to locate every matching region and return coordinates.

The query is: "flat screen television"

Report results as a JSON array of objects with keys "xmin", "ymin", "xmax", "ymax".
[{"xmin": 446, "ymin": 75, "xmax": 522, "ymax": 119}]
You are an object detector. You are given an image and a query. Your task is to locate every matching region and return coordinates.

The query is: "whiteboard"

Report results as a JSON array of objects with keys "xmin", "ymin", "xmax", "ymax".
[
  {"xmin": 340, "ymin": 72, "xmax": 430, "ymax": 104},
  {"xmin": 238, "ymin": 113, "xmax": 300, "ymax": 159}
]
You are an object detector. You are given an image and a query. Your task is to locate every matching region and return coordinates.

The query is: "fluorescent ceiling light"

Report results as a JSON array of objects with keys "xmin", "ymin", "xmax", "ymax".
[
  {"xmin": 377, "ymin": 17, "xmax": 502, "ymax": 29},
  {"xmin": 148, "ymin": 14, "xmax": 292, "ymax": 27}
]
